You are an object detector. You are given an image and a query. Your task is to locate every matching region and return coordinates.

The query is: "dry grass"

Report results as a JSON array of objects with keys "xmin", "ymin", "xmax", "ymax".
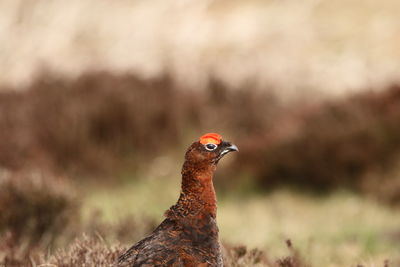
[
  {"xmin": 82, "ymin": 179, "xmax": 400, "ymax": 267},
  {"xmin": 42, "ymin": 235, "xmax": 125, "ymax": 267},
  {"xmin": 1, "ymin": 1, "xmax": 400, "ymax": 266},
  {"xmin": 0, "ymin": 173, "xmax": 309, "ymax": 267},
  {"xmin": 0, "ymin": 170, "xmax": 78, "ymax": 266},
  {"xmin": 40, "ymin": 235, "xmax": 307, "ymax": 267},
  {"xmin": 0, "ymin": 167, "xmax": 398, "ymax": 266},
  {"xmin": 0, "ymin": 0, "xmax": 400, "ymax": 96}
]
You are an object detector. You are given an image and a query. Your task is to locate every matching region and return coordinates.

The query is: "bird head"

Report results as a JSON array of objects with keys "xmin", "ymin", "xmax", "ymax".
[{"xmin": 185, "ymin": 133, "xmax": 238, "ymax": 165}]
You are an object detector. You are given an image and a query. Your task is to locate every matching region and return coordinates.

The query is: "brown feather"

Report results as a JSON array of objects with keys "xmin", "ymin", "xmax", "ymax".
[{"xmin": 117, "ymin": 138, "xmax": 237, "ymax": 267}]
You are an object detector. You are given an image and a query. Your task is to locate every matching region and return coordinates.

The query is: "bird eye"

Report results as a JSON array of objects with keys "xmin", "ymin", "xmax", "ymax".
[{"xmin": 205, "ymin": 143, "xmax": 217, "ymax": 151}]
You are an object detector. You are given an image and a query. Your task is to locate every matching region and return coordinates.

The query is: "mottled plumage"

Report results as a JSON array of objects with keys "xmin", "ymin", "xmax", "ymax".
[{"xmin": 117, "ymin": 133, "xmax": 238, "ymax": 267}]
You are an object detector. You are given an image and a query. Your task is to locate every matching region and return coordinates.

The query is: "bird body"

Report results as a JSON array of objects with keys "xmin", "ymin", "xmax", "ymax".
[{"xmin": 117, "ymin": 133, "xmax": 238, "ymax": 267}]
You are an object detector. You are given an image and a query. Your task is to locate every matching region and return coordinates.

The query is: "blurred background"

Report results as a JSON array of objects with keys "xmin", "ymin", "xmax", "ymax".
[{"xmin": 1, "ymin": 0, "xmax": 400, "ymax": 266}]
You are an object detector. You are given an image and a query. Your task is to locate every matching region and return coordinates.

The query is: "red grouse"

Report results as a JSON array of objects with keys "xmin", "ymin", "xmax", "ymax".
[{"xmin": 117, "ymin": 133, "xmax": 238, "ymax": 267}]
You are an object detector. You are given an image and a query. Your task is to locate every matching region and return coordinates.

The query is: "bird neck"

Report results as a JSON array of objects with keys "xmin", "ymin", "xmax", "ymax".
[{"xmin": 171, "ymin": 161, "xmax": 218, "ymax": 218}]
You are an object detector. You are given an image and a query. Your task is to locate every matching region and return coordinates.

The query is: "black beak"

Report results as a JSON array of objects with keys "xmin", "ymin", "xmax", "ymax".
[
  {"xmin": 213, "ymin": 141, "xmax": 238, "ymax": 164},
  {"xmin": 224, "ymin": 143, "xmax": 239, "ymax": 153}
]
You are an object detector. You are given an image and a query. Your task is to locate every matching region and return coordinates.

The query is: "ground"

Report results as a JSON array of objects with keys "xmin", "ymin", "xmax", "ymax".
[{"xmin": 83, "ymin": 174, "xmax": 400, "ymax": 267}]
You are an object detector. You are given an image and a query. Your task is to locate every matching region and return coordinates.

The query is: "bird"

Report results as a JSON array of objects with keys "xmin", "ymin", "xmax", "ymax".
[{"xmin": 116, "ymin": 133, "xmax": 238, "ymax": 267}]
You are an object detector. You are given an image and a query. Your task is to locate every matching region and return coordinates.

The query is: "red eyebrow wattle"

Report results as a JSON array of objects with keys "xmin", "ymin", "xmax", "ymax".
[{"xmin": 199, "ymin": 133, "xmax": 222, "ymax": 145}]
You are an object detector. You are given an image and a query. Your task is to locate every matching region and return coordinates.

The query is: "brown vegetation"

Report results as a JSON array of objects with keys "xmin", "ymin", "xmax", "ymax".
[
  {"xmin": 0, "ymin": 72, "xmax": 278, "ymax": 176},
  {"xmin": 1, "ymin": 1, "xmax": 400, "ymax": 265},
  {"xmin": 1, "ymin": 72, "xmax": 400, "ymax": 204},
  {"xmin": 0, "ymin": 171, "xmax": 78, "ymax": 266},
  {"xmin": 0, "ymin": 170, "xmax": 309, "ymax": 266},
  {"xmin": 238, "ymin": 85, "xmax": 400, "ymax": 204},
  {"xmin": 39, "ymin": 236, "xmax": 309, "ymax": 267},
  {"xmin": 1, "ymin": 72, "xmax": 399, "ymax": 264},
  {"xmin": 0, "ymin": 73, "xmax": 187, "ymax": 174}
]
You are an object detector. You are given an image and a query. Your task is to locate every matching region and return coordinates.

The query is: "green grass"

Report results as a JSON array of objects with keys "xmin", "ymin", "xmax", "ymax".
[
  {"xmin": 219, "ymin": 191, "xmax": 400, "ymax": 266},
  {"xmin": 82, "ymin": 175, "xmax": 400, "ymax": 267}
]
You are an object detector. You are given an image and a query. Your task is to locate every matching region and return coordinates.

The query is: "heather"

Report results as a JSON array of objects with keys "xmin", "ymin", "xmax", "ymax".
[
  {"xmin": 0, "ymin": 73, "xmax": 399, "ymax": 266},
  {"xmin": 1, "ymin": 0, "xmax": 400, "ymax": 265},
  {"xmin": 1, "ymin": 73, "xmax": 400, "ymax": 204}
]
